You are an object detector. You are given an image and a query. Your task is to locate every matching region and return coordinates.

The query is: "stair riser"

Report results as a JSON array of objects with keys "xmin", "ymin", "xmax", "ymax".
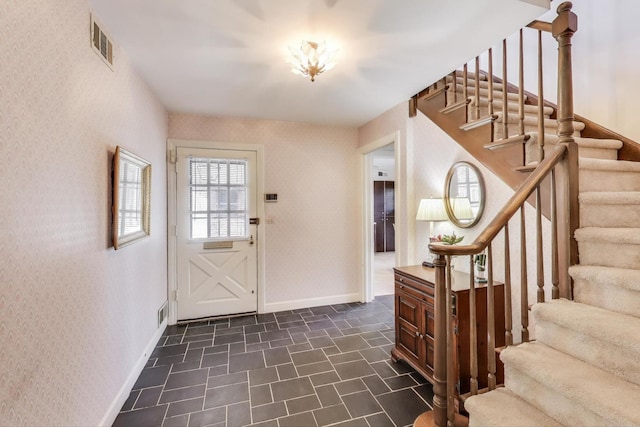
[
  {"xmin": 504, "ymin": 365, "xmax": 608, "ymax": 426},
  {"xmin": 572, "ymin": 277, "xmax": 640, "ymax": 319},
  {"xmin": 534, "ymin": 319, "xmax": 640, "ymax": 386},
  {"xmin": 578, "ymin": 240, "xmax": 640, "ymax": 269},
  {"xmin": 581, "ymin": 203, "xmax": 640, "ymax": 227},
  {"xmin": 580, "ymin": 169, "xmax": 640, "ymax": 192}
]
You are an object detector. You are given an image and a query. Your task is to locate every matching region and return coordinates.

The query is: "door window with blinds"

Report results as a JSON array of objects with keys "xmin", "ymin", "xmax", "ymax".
[{"xmin": 188, "ymin": 157, "xmax": 248, "ymax": 240}]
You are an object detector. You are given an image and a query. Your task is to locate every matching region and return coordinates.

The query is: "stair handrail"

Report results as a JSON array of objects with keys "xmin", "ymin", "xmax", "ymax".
[{"xmin": 426, "ymin": 3, "xmax": 579, "ymax": 427}]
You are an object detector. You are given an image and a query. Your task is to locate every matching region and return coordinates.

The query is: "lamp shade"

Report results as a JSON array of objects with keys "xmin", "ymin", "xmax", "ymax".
[
  {"xmin": 452, "ymin": 197, "xmax": 474, "ymax": 220},
  {"xmin": 416, "ymin": 198, "xmax": 448, "ymax": 222}
]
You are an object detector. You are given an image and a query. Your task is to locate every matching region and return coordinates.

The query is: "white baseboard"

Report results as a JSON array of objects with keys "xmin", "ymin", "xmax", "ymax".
[
  {"xmin": 99, "ymin": 319, "xmax": 167, "ymax": 427},
  {"xmin": 263, "ymin": 293, "xmax": 361, "ymax": 313}
]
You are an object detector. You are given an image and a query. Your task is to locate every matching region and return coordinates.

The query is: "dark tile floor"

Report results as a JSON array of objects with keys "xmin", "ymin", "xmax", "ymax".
[{"xmin": 113, "ymin": 295, "xmax": 434, "ymax": 427}]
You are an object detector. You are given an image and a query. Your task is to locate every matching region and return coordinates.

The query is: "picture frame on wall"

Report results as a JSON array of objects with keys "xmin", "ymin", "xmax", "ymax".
[{"xmin": 112, "ymin": 146, "xmax": 151, "ymax": 249}]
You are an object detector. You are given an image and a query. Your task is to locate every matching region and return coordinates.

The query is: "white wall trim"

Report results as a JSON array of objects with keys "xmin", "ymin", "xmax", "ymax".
[
  {"xmin": 263, "ymin": 293, "xmax": 361, "ymax": 314},
  {"xmin": 166, "ymin": 138, "xmax": 266, "ymax": 325},
  {"xmin": 357, "ymin": 131, "xmax": 401, "ymax": 302},
  {"xmin": 99, "ymin": 320, "xmax": 167, "ymax": 427}
]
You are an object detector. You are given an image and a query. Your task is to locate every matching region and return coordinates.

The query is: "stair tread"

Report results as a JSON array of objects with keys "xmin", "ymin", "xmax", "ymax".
[
  {"xmin": 532, "ymin": 299, "xmax": 640, "ymax": 352},
  {"xmin": 502, "ymin": 341, "xmax": 640, "ymax": 426},
  {"xmin": 569, "ymin": 265, "xmax": 640, "ymax": 292},
  {"xmin": 466, "ymin": 388, "xmax": 562, "ymax": 427},
  {"xmin": 580, "ymin": 157, "xmax": 640, "ymax": 171}
]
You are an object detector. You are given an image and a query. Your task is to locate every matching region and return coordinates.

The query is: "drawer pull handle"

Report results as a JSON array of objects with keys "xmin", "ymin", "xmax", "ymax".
[
  {"xmin": 415, "ymin": 331, "xmax": 420, "ymax": 337},
  {"xmin": 399, "ymin": 277, "xmax": 404, "ymax": 282}
]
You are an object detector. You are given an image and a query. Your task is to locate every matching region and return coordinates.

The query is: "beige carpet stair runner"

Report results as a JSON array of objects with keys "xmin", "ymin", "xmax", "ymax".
[{"xmin": 446, "ymin": 75, "xmax": 640, "ymax": 426}]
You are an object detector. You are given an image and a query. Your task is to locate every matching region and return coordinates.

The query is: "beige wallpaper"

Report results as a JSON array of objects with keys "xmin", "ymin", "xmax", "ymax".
[
  {"xmin": 169, "ymin": 115, "xmax": 360, "ymax": 306},
  {"xmin": 0, "ymin": 1, "xmax": 168, "ymax": 425}
]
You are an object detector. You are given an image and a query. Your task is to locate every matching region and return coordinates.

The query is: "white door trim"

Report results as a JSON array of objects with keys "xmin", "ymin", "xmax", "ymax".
[
  {"xmin": 167, "ymin": 138, "xmax": 266, "ymax": 325},
  {"xmin": 357, "ymin": 131, "xmax": 403, "ymax": 303}
]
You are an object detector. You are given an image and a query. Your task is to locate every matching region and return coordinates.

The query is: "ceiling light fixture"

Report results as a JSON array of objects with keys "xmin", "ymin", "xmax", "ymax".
[{"xmin": 287, "ymin": 40, "xmax": 338, "ymax": 82}]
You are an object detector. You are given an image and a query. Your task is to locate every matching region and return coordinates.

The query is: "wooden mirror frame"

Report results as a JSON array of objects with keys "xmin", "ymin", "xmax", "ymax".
[
  {"xmin": 444, "ymin": 161, "xmax": 485, "ymax": 228},
  {"xmin": 112, "ymin": 146, "xmax": 151, "ymax": 249}
]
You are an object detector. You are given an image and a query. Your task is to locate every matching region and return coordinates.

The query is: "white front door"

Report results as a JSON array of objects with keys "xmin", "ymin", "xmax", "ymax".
[{"xmin": 176, "ymin": 147, "xmax": 258, "ymax": 321}]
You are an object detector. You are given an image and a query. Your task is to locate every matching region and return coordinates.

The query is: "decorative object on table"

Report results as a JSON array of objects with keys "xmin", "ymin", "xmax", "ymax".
[
  {"xmin": 439, "ymin": 232, "xmax": 464, "ymax": 245},
  {"xmin": 416, "ymin": 197, "xmax": 448, "ymax": 267},
  {"xmin": 430, "ymin": 232, "xmax": 464, "ymax": 271},
  {"xmin": 474, "ymin": 252, "xmax": 487, "ymax": 283},
  {"xmin": 444, "ymin": 161, "xmax": 485, "ymax": 228}
]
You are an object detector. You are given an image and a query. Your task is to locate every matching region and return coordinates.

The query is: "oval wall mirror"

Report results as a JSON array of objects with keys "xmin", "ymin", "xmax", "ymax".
[{"xmin": 444, "ymin": 161, "xmax": 485, "ymax": 228}]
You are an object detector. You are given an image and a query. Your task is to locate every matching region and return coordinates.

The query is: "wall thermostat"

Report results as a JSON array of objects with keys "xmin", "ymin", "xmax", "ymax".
[{"xmin": 264, "ymin": 193, "xmax": 278, "ymax": 202}]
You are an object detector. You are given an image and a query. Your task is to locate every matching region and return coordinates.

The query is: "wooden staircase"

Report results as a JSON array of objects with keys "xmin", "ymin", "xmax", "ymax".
[{"xmin": 409, "ymin": 2, "xmax": 640, "ymax": 426}]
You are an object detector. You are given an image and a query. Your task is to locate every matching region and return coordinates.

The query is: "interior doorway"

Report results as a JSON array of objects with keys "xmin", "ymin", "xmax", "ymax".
[{"xmin": 371, "ymin": 144, "xmax": 396, "ymax": 296}]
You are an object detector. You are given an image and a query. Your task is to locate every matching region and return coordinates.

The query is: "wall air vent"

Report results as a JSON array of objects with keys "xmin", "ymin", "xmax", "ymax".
[
  {"xmin": 158, "ymin": 301, "xmax": 168, "ymax": 327},
  {"xmin": 90, "ymin": 14, "xmax": 113, "ymax": 69}
]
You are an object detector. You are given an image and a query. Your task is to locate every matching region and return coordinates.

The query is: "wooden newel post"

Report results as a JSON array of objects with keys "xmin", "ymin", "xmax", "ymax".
[
  {"xmin": 553, "ymin": 1, "xmax": 579, "ymax": 299},
  {"xmin": 432, "ymin": 254, "xmax": 448, "ymax": 427}
]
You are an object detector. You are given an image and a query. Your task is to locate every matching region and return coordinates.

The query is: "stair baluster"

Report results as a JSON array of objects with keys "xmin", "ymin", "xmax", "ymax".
[
  {"xmin": 536, "ymin": 187, "xmax": 545, "ymax": 303},
  {"xmin": 474, "ymin": 56, "xmax": 481, "ymax": 121},
  {"xmin": 487, "ymin": 48, "xmax": 495, "ymax": 142},
  {"xmin": 486, "ymin": 243, "xmax": 497, "ymax": 391},
  {"xmin": 463, "ymin": 64, "xmax": 469, "ymax": 123},
  {"xmin": 551, "ymin": 169, "xmax": 559, "ymax": 299},
  {"xmin": 518, "ymin": 29, "xmax": 526, "ymax": 165},
  {"xmin": 468, "ymin": 255, "xmax": 479, "ymax": 395},
  {"xmin": 537, "ymin": 29, "xmax": 546, "ymax": 162},
  {"xmin": 504, "ymin": 223, "xmax": 513, "ymax": 346},
  {"xmin": 520, "ymin": 206, "xmax": 530, "ymax": 343},
  {"xmin": 501, "ymin": 39, "xmax": 509, "ymax": 140}
]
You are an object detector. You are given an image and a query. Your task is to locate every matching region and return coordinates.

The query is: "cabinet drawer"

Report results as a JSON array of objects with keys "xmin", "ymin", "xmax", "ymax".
[
  {"xmin": 395, "ymin": 282, "xmax": 434, "ymax": 307},
  {"xmin": 395, "ymin": 273, "xmax": 435, "ymax": 296}
]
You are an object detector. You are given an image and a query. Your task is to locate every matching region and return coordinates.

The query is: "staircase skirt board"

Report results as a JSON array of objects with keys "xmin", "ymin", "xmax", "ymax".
[
  {"xmin": 465, "ymin": 388, "xmax": 562, "ymax": 427},
  {"xmin": 501, "ymin": 342, "xmax": 640, "ymax": 426},
  {"xmin": 532, "ymin": 300, "xmax": 640, "ymax": 386}
]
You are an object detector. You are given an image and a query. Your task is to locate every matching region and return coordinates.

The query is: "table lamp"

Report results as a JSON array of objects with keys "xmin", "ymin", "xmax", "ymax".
[{"xmin": 416, "ymin": 198, "xmax": 448, "ymax": 267}]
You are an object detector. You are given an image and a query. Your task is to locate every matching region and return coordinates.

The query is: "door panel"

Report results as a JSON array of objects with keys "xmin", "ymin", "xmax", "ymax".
[
  {"xmin": 373, "ymin": 180, "xmax": 395, "ymax": 252},
  {"xmin": 176, "ymin": 147, "xmax": 258, "ymax": 320}
]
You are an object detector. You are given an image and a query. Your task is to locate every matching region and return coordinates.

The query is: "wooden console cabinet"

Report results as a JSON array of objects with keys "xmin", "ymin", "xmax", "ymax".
[{"xmin": 391, "ymin": 265, "xmax": 505, "ymax": 396}]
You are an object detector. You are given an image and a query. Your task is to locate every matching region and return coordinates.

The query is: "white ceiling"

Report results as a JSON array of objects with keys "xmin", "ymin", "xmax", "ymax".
[{"xmin": 88, "ymin": 0, "xmax": 550, "ymax": 127}]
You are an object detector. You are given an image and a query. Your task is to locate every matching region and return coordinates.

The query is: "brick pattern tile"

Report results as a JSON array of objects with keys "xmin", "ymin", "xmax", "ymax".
[{"xmin": 114, "ymin": 295, "xmax": 432, "ymax": 427}]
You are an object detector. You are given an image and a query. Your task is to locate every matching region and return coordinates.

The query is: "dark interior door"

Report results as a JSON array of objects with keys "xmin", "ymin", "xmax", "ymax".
[
  {"xmin": 385, "ymin": 181, "xmax": 395, "ymax": 252},
  {"xmin": 374, "ymin": 180, "xmax": 395, "ymax": 252}
]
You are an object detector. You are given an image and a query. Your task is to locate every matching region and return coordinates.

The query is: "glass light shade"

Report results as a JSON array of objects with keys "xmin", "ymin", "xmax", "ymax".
[{"xmin": 287, "ymin": 40, "xmax": 339, "ymax": 81}]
